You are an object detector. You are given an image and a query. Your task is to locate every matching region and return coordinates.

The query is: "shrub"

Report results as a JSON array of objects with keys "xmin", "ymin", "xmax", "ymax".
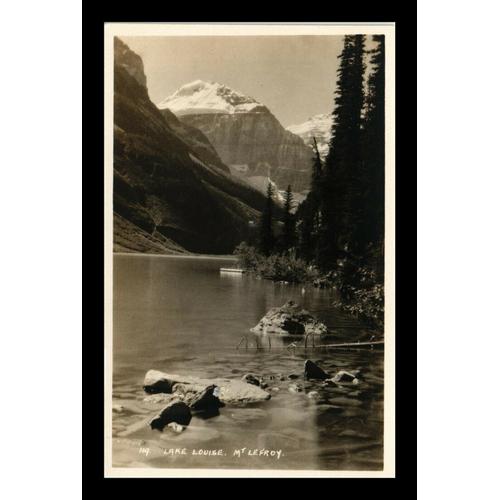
[
  {"xmin": 233, "ymin": 242, "xmax": 263, "ymax": 271},
  {"xmin": 234, "ymin": 244, "xmax": 320, "ymax": 283},
  {"xmin": 333, "ymin": 260, "xmax": 384, "ymax": 330}
]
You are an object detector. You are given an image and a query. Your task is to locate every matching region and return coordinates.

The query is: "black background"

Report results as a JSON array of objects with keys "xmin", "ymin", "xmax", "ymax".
[{"xmin": 83, "ymin": 5, "xmax": 416, "ymax": 493}]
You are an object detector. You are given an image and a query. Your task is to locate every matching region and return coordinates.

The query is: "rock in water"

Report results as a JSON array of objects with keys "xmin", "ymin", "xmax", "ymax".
[
  {"xmin": 241, "ymin": 373, "xmax": 268, "ymax": 388},
  {"xmin": 241, "ymin": 373, "xmax": 260, "ymax": 386},
  {"xmin": 250, "ymin": 301, "xmax": 327, "ymax": 336},
  {"xmin": 304, "ymin": 360, "xmax": 330, "ymax": 380},
  {"xmin": 143, "ymin": 378, "xmax": 174, "ymax": 395},
  {"xmin": 184, "ymin": 384, "xmax": 225, "ymax": 413},
  {"xmin": 331, "ymin": 371, "xmax": 358, "ymax": 383},
  {"xmin": 149, "ymin": 401, "xmax": 192, "ymax": 431},
  {"xmin": 112, "ymin": 404, "xmax": 124, "ymax": 413},
  {"xmin": 167, "ymin": 422, "xmax": 185, "ymax": 434},
  {"xmin": 144, "ymin": 370, "xmax": 271, "ymax": 405}
]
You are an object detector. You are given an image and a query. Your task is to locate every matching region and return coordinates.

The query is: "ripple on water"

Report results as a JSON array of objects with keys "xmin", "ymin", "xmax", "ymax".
[{"xmin": 112, "ymin": 255, "xmax": 384, "ymax": 471}]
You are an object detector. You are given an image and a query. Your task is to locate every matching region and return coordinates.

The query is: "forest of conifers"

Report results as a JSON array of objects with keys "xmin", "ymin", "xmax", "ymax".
[{"xmin": 235, "ymin": 34, "xmax": 385, "ymax": 330}]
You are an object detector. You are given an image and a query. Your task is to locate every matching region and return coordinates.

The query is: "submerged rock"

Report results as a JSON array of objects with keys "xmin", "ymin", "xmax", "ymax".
[
  {"xmin": 149, "ymin": 401, "xmax": 192, "ymax": 431},
  {"xmin": 331, "ymin": 371, "xmax": 359, "ymax": 383},
  {"xmin": 160, "ymin": 425, "xmax": 222, "ymax": 443},
  {"xmin": 144, "ymin": 370, "xmax": 271, "ymax": 405},
  {"xmin": 240, "ymin": 374, "xmax": 268, "ymax": 389},
  {"xmin": 241, "ymin": 373, "xmax": 261, "ymax": 387},
  {"xmin": 322, "ymin": 379, "xmax": 336, "ymax": 386},
  {"xmin": 288, "ymin": 383, "xmax": 303, "ymax": 393},
  {"xmin": 304, "ymin": 360, "xmax": 330, "ymax": 380},
  {"xmin": 143, "ymin": 393, "xmax": 181, "ymax": 405},
  {"xmin": 167, "ymin": 422, "xmax": 185, "ymax": 434},
  {"xmin": 143, "ymin": 378, "xmax": 175, "ymax": 394},
  {"xmin": 250, "ymin": 301, "xmax": 328, "ymax": 336}
]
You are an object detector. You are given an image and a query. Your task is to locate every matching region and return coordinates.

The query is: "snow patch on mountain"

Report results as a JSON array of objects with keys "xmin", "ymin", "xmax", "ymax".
[
  {"xmin": 286, "ymin": 114, "xmax": 333, "ymax": 158},
  {"xmin": 157, "ymin": 80, "xmax": 267, "ymax": 116}
]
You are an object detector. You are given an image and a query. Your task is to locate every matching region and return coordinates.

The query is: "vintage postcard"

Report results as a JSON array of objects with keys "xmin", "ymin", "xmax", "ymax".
[{"xmin": 104, "ymin": 22, "xmax": 395, "ymax": 478}]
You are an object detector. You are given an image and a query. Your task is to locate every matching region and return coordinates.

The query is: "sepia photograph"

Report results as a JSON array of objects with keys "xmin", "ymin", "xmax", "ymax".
[
  {"xmin": 104, "ymin": 23, "xmax": 395, "ymax": 478},
  {"xmin": 12, "ymin": 1, "xmax": 500, "ymax": 496}
]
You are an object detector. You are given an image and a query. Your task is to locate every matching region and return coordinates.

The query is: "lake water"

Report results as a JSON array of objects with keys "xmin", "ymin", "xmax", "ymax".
[{"xmin": 112, "ymin": 254, "xmax": 384, "ymax": 471}]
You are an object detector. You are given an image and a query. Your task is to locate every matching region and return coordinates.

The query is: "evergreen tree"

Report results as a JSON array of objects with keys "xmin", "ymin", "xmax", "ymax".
[
  {"xmin": 296, "ymin": 204, "xmax": 314, "ymax": 261},
  {"xmin": 310, "ymin": 137, "xmax": 325, "ymax": 261},
  {"xmin": 358, "ymin": 35, "xmax": 385, "ymax": 259},
  {"xmin": 259, "ymin": 181, "xmax": 275, "ymax": 256},
  {"xmin": 311, "ymin": 137, "xmax": 323, "ymax": 195},
  {"xmin": 296, "ymin": 137, "xmax": 323, "ymax": 262},
  {"xmin": 281, "ymin": 184, "xmax": 295, "ymax": 252},
  {"xmin": 319, "ymin": 34, "xmax": 366, "ymax": 270}
]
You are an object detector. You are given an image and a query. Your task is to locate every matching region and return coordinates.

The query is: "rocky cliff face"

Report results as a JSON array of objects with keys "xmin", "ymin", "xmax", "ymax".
[
  {"xmin": 113, "ymin": 40, "xmax": 267, "ymax": 254},
  {"xmin": 159, "ymin": 81, "xmax": 314, "ymax": 192},
  {"xmin": 114, "ymin": 37, "xmax": 147, "ymax": 88},
  {"xmin": 182, "ymin": 112, "xmax": 313, "ymax": 191},
  {"xmin": 159, "ymin": 108, "xmax": 229, "ymax": 174}
]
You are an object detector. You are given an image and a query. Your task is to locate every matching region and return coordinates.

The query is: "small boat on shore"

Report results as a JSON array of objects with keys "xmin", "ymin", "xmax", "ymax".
[{"xmin": 220, "ymin": 267, "xmax": 246, "ymax": 274}]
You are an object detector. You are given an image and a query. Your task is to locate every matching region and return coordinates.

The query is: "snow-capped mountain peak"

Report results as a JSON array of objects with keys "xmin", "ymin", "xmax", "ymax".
[
  {"xmin": 286, "ymin": 113, "xmax": 333, "ymax": 158},
  {"xmin": 157, "ymin": 80, "xmax": 267, "ymax": 116}
]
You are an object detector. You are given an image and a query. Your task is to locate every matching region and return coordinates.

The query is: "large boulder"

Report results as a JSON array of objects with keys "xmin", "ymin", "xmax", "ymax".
[
  {"xmin": 144, "ymin": 370, "xmax": 271, "ymax": 405},
  {"xmin": 149, "ymin": 401, "xmax": 192, "ymax": 431},
  {"xmin": 250, "ymin": 301, "xmax": 327, "ymax": 336},
  {"xmin": 304, "ymin": 360, "xmax": 330, "ymax": 380}
]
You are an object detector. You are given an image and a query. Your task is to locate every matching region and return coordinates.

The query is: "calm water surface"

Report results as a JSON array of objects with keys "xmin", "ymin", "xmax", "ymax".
[{"xmin": 112, "ymin": 254, "xmax": 384, "ymax": 471}]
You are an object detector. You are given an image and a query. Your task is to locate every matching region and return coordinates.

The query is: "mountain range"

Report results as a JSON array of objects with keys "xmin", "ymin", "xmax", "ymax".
[
  {"xmin": 158, "ymin": 80, "xmax": 314, "ymax": 192},
  {"xmin": 113, "ymin": 38, "xmax": 333, "ymax": 255},
  {"xmin": 113, "ymin": 38, "xmax": 269, "ymax": 255}
]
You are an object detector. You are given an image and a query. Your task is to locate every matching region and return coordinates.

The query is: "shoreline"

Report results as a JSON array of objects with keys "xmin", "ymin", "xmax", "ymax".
[{"xmin": 113, "ymin": 251, "xmax": 237, "ymax": 261}]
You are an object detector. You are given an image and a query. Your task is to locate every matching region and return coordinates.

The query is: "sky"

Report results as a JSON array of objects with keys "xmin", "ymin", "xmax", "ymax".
[{"xmin": 122, "ymin": 35, "xmax": 375, "ymax": 128}]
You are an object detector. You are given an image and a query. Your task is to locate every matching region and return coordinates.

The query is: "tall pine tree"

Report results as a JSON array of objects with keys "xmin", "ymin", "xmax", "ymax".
[
  {"xmin": 281, "ymin": 184, "xmax": 295, "ymax": 252},
  {"xmin": 359, "ymin": 35, "xmax": 385, "ymax": 256},
  {"xmin": 342, "ymin": 34, "xmax": 386, "ymax": 276},
  {"xmin": 259, "ymin": 182, "xmax": 275, "ymax": 256},
  {"xmin": 319, "ymin": 34, "xmax": 366, "ymax": 270},
  {"xmin": 311, "ymin": 137, "xmax": 323, "ymax": 195},
  {"xmin": 297, "ymin": 137, "xmax": 323, "ymax": 262},
  {"xmin": 310, "ymin": 137, "xmax": 325, "ymax": 262}
]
